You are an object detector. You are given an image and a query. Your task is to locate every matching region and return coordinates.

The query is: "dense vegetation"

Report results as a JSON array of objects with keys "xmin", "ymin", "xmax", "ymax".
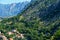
[{"xmin": 0, "ymin": 0, "xmax": 60, "ymax": 40}]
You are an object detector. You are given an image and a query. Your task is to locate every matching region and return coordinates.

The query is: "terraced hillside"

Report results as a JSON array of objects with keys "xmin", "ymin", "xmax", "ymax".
[{"xmin": 0, "ymin": 0, "xmax": 60, "ymax": 40}]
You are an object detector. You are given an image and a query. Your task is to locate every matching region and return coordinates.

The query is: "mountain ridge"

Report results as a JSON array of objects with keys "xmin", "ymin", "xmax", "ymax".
[{"xmin": 0, "ymin": 1, "xmax": 30, "ymax": 18}]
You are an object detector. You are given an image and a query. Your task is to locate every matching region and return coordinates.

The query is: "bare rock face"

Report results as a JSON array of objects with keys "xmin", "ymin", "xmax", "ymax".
[{"xmin": 0, "ymin": 1, "xmax": 30, "ymax": 18}]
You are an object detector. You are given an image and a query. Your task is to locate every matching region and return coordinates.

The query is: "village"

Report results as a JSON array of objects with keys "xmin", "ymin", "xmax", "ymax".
[{"xmin": 0, "ymin": 29, "xmax": 24, "ymax": 40}]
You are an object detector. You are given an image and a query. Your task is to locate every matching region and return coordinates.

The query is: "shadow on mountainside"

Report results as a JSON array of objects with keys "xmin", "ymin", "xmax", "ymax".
[{"xmin": 39, "ymin": 1, "xmax": 60, "ymax": 24}]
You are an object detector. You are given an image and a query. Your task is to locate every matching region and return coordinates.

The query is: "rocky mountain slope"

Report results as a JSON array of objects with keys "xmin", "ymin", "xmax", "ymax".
[
  {"xmin": 0, "ymin": 1, "xmax": 29, "ymax": 18},
  {"xmin": 0, "ymin": 0, "xmax": 60, "ymax": 40}
]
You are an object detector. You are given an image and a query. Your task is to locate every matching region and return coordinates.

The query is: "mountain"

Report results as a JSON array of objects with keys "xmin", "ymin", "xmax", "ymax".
[
  {"xmin": 0, "ymin": 1, "xmax": 30, "ymax": 18},
  {"xmin": 0, "ymin": 0, "xmax": 60, "ymax": 40}
]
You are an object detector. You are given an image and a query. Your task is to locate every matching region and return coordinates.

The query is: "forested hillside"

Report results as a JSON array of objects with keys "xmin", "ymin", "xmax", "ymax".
[{"xmin": 0, "ymin": 0, "xmax": 60, "ymax": 40}]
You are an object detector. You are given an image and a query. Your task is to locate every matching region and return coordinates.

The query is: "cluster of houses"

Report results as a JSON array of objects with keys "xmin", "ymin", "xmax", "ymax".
[{"xmin": 0, "ymin": 29, "xmax": 24, "ymax": 40}]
